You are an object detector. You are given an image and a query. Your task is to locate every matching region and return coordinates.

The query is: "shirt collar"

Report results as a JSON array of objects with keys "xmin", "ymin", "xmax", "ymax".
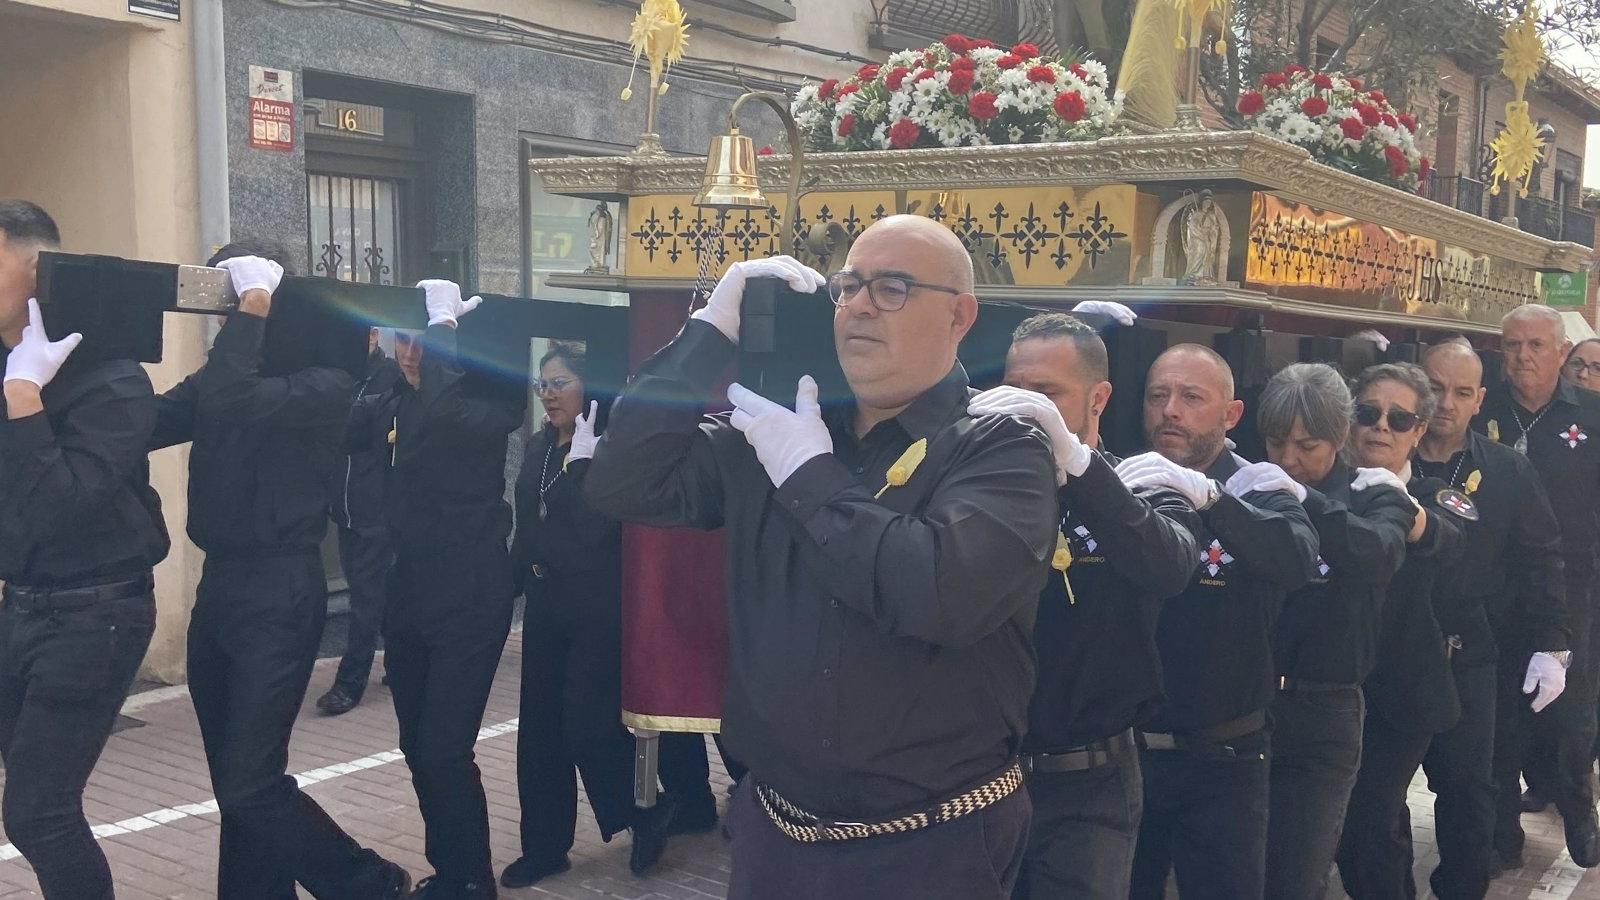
[
  {"xmin": 827, "ymin": 361, "xmax": 971, "ymax": 442},
  {"xmin": 1314, "ymin": 459, "xmax": 1352, "ymax": 496}
]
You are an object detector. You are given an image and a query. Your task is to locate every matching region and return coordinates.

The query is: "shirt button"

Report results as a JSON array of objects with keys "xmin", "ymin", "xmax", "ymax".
[
  {"xmin": 821, "ymin": 738, "xmax": 832, "ymax": 748},
  {"xmin": 823, "ymin": 667, "xmax": 833, "ymax": 677},
  {"xmin": 853, "ymin": 466, "xmax": 865, "ymax": 475},
  {"xmin": 830, "ymin": 599, "xmax": 840, "ymax": 609},
  {"xmin": 819, "ymin": 535, "xmax": 829, "ymax": 545}
]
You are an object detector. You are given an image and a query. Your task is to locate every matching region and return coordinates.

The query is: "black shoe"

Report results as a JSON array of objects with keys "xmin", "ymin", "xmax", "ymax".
[
  {"xmin": 1521, "ymin": 787, "xmax": 1552, "ymax": 813},
  {"xmin": 630, "ymin": 802, "xmax": 675, "ymax": 876},
  {"xmin": 499, "ymin": 855, "xmax": 569, "ymax": 888},
  {"xmin": 409, "ymin": 875, "xmax": 497, "ymax": 899},
  {"xmin": 379, "ymin": 861, "xmax": 413, "ymax": 898},
  {"xmin": 1567, "ymin": 810, "xmax": 1600, "ymax": 868},
  {"xmin": 665, "ymin": 791, "xmax": 719, "ymax": 835},
  {"xmin": 1489, "ymin": 847, "xmax": 1523, "ymax": 878},
  {"xmin": 316, "ymin": 686, "xmax": 361, "ymax": 716}
]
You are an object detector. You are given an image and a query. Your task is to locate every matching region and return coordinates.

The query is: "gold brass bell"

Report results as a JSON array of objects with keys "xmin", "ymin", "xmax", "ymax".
[{"xmin": 693, "ymin": 128, "xmax": 769, "ymax": 210}]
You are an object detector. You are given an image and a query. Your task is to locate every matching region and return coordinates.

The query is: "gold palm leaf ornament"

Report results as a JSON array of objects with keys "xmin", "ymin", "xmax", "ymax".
[
  {"xmin": 1172, "ymin": 0, "xmax": 1229, "ymax": 53},
  {"xmin": 621, "ymin": 0, "xmax": 689, "ymax": 101},
  {"xmin": 1489, "ymin": 102, "xmax": 1546, "ymax": 197},
  {"xmin": 1499, "ymin": 3, "xmax": 1544, "ymax": 95}
]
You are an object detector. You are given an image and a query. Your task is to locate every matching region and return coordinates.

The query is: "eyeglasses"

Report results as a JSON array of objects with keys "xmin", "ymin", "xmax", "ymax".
[
  {"xmin": 1354, "ymin": 402, "xmax": 1421, "ymax": 433},
  {"xmin": 826, "ymin": 272, "xmax": 962, "ymax": 312},
  {"xmin": 535, "ymin": 377, "xmax": 577, "ymax": 395},
  {"xmin": 1565, "ymin": 358, "xmax": 1600, "ymax": 379}
]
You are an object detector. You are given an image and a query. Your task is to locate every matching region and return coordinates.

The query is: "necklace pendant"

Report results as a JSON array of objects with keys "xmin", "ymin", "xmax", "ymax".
[
  {"xmin": 1514, "ymin": 434, "xmax": 1529, "ymax": 455},
  {"xmin": 538, "ymin": 499, "xmax": 549, "ymax": 521}
]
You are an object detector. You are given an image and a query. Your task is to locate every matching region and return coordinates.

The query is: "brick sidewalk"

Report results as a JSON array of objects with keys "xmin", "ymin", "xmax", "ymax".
[{"xmin": 0, "ymin": 629, "xmax": 1594, "ymax": 899}]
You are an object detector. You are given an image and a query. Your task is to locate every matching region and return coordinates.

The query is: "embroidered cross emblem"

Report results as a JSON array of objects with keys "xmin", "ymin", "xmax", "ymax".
[
  {"xmin": 1445, "ymin": 493, "xmax": 1472, "ymax": 514},
  {"xmin": 1560, "ymin": 424, "xmax": 1588, "ymax": 449},
  {"xmin": 1200, "ymin": 540, "xmax": 1234, "ymax": 577},
  {"xmin": 1073, "ymin": 525, "xmax": 1098, "ymax": 554}
]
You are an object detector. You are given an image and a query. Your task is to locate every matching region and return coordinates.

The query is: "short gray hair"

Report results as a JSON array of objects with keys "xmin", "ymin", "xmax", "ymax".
[
  {"xmin": 1503, "ymin": 304, "xmax": 1565, "ymax": 339},
  {"xmin": 1258, "ymin": 363, "xmax": 1354, "ymax": 445},
  {"xmin": 1351, "ymin": 362, "xmax": 1437, "ymax": 423}
]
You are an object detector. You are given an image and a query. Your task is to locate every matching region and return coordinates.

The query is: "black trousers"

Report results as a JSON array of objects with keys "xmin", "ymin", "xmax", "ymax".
[
  {"xmin": 1014, "ymin": 744, "xmax": 1143, "ymax": 900},
  {"xmin": 332, "ymin": 524, "xmax": 393, "ymax": 696},
  {"xmin": 189, "ymin": 554, "xmax": 395, "ymax": 900},
  {"xmin": 1414, "ymin": 661, "xmax": 1498, "ymax": 899},
  {"xmin": 386, "ymin": 543, "xmax": 514, "ymax": 886},
  {"xmin": 1336, "ymin": 712, "xmax": 1432, "ymax": 900},
  {"xmin": 1493, "ymin": 643, "xmax": 1535, "ymax": 859},
  {"xmin": 517, "ymin": 577, "xmax": 636, "ymax": 862},
  {"xmin": 660, "ymin": 730, "xmax": 748, "ymax": 797},
  {"xmin": 1266, "ymin": 688, "xmax": 1365, "ymax": 900},
  {"xmin": 1522, "ymin": 574, "xmax": 1598, "ymax": 828},
  {"xmin": 724, "ymin": 775, "xmax": 1030, "ymax": 899},
  {"xmin": 0, "ymin": 587, "xmax": 153, "ymax": 900},
  {"xmin": 1129, "ymin": 729, "xmax": 1272, "ymax": 900}
]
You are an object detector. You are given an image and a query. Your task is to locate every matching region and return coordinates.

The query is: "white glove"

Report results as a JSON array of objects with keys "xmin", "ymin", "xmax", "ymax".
[
  {"xmin": 1071, "ymin": 300, "xmax": 1137, "ymax": 326},
  {"xmin": 5, "ymin": 299, "xmax": 81, "ymax": 389},
  {"xmin": 1224, "ymin": 461, "xmax": 1307, "ymax": 503},
  {"xmin": 1352, "ymin": 466, "xmax": 1421, "ymax": 511},
  {"xmin": 728, "ymin": 376, "xmax": 833, "ymax": 488},
  {"xmin": 968, "ymin": 386, "xmax": 1091, "ymax": 484},
  {"xmin": 568, "ymin": 400, "xmax": 599, "ymax": 461},
  {"xmin": 1113, "ymin": 451, "xmax": 1218, "ymax": 509},
  {"xmin": 417, "ymin": 279, "xmax": 483, "ymax": 327},
  {"xmin": 215, "ymin": 255, "xmax": 284, "ymax": 296},
  {"xmin": 1350, "ymin": 329, "xmax": 1391, "ymax": 352},
  {"xmin": 1525, "ymin": 652, "xmax": 1568, "ymax": 713},
  {"xmin": 692, "ymin": 256, "xmax": 827, "ymax": 344}
]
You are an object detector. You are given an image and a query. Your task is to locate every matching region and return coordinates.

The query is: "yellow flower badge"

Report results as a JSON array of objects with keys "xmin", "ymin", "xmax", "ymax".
[
  {"xmin": 1465, "ymin": 470, "xmax": 1482, "ymax": 494},
  {"xmin": 875, "ymin": 438, "xmax": 928, "ymax": 499},
  {"xmin": 1487, "ymin": 420, "xmax": 1500, "ymax": 442},
  {"xmin": 1052, "ymin": 531, "xmax": 1076, "ymax": 604}
]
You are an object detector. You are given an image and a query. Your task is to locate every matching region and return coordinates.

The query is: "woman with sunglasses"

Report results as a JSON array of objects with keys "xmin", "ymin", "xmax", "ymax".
[
  {"xmin": 1562, "ymin": 338, "xmax": 1600, "ymax": 393},
  {"xmin": 1257, "ymin": 363, "xmax": 1418, "ymax": 900},
  {"xmin": 1336, "ymin": 363, "xmax": 1468, "ymax": 899}
]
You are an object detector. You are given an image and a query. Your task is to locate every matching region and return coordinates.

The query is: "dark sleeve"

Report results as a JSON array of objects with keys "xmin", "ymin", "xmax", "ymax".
[
  {"xmin": 150, "ymin": 373, "xmax": 199, "ymax": 450},
  {"xmin": 1511, "ymin": 455, "xmax": 1570, "ymax": 651},
  {"xmin": 1061, "ymin": 450, "xmax": 1200, "ymax": 599},
  {"xmin": 1410, "ymin": 502, "xmax": 1462, "ymax": 563},
  {"xmin": 194, "ymin": 312, "xmax": 356, "ymax": 427},
  {"xmin": 1300, "ymin": 484, "xmax": 1412, "ymax": 586},
  {"xmin": 0, "ymin": 365, "xmax": 157, "ymax": 544},
  {"xmin": 1203, "ymin": 489, "xmax": 1320, "ymax": 591},
  {"xmin": 585, "ymin": 319, "xmax": 740, "ymax": 530},
  {"xmin": 772, "ymin": 417, "xmax": 1059, "ymax": 649},
  {"xmin": 342, "ymin": 393, "xmax": 383, "ymax": 454},
  {"xmin": 411, "ymin": 324, "xmax": 523, "ymax": 440}
]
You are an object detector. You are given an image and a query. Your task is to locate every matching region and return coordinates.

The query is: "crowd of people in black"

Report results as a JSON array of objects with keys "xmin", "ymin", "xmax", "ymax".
[{"xmin": 3, "ymin": 195, "xmax": 1600, "ymax": 900}]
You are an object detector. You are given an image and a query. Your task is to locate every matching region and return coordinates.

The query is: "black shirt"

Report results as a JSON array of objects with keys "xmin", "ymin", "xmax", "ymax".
[
  {"xmin": 1365, "ymin": 473, "xmax": 1464, "ymax": 735},
  {"xmin": 152, "ymin": 312, "xmax": 354, "ymax": 555},
  {"xmin": 509, "ymin": 429, "xmax": 620, "ymax": 599},
  {"xmin": 1415, "ymin": 430, "xmax": 1568, "ymax": 660},
  {"xmin": 1025, "ymin": 450, "xmax": 1199, "ymax": 752},
  {"xmin": 1476, "ymin": 380, "xmax": 1600, "ymax": 578},
  {"xmin": 347, "ymin": 324, "xmax": 521, "ymax": 551},
  {"xmin": 1148, "ymin": 452, "xmax": 1320, "ymax": 734},
  {"xmin": 0, "ymin": 356, "xmax": 169, "ymax": 587},
  {"xmin": 329, "ymin": 350, "xmax": 402, "ymax": 531},
  {"xmin": 1274, "ymin": 461, "xmax": 1413, "ymax": 685},
  {"xmin": 585, "ymin": 320, "xmax": 1059, "ymax": 820}
]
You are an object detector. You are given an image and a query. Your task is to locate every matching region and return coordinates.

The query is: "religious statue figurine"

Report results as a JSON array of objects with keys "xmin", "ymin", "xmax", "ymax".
[
  {"xmin": 1180, "ymin": 190, "xmax": 1223, "ymax": 285},
  {"xmin": 586, "ymin": 202, "xmax": 614, "ymax": 274}
]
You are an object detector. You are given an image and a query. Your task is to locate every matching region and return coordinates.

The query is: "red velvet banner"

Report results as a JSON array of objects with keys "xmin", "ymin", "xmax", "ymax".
[{"xmin": 619, "ymin": 292, "xmax": 730, "ymax": 732}]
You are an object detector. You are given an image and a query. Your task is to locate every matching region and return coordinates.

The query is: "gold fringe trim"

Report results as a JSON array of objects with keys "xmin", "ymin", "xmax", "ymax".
[{"xmin": 623, "ymin": 711, "xmax": 722, "ymax": 733}]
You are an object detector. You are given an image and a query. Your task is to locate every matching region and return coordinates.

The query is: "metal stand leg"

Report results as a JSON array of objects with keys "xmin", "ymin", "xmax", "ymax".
[{"xmin": 634, "ymin": 729, "xmax": 660, "ymax": 808}]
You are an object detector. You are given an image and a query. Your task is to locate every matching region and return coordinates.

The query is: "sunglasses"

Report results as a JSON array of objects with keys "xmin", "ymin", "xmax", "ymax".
[{"xmin": 1354, "ymin": 402, "xmax": 1421, "ymax": 433}]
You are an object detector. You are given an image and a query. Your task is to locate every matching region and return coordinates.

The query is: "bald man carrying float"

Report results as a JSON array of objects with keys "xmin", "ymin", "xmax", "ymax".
[{"xmin": 586, "ymin": 216, "xmax": 1059, "ymax": 899}]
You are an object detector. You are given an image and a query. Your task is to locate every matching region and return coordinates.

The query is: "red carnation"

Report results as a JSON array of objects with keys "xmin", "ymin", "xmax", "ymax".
[
  {"xmin": 1346, "ymin": 76, "xmax": 1363, "ymax": 90},
  {"xmin": 837, "ymin": 114, "xmax": 857, "ymax": 137},
  {"xmin": 923, "ymin": 51, "xmax": 938, "ymax": 68},
  {"xmin": 1261, "ymin": 72, "xmax": 1289, "ymax": 90},
  {"xmin": 1380, "ymin": 113, "xmax": 1398, "ymax": 129},
  {"xmin": 757, "ymin": 145, "xmax": 774, "ymax": 156},
  {"xmin": 889, "ymin": 118, "xmax": 920, "ymax": 149},
  {"xmin": 1340, "ymin": 117, "xmax": 1366, "ymax": 140},
  {"xmin": 914, "ymin": 68, "xmax": 938, "ymax": 84},
  {"xmin": 836, "ymin": 83, "xmax": 860, "ymax": 99},
  {"xmin": 943, "ymin": 33, "xmax": 974, "ymax": 55},
  {"xmin": 1237, "ymin": 90, "xmax": 1266, "ymax": 116},
  {"xmin": 1069, "ymin": 63, "xmax": 1088, "ymax": 79},
  {"xmin": 1312, "ymin": 73, "xmax": 1333, "ymax": 90},
  {"xmin": 1418, "ymin": 156, "xmax": 1432, "ymax": 181},
  {"xmin": 1357, "ymin": 103, "xmax": 1381, "ymax": 126},
  {"xmin": 1367, "ymin": 90, "xmax": 1387, "ymax": 104},
  {"xmin": 1397, "ymin": 113, "xmax": 1417, "ymax": 132},
  {"xmin": 1054, "ymin": 90, "xmax": 1087, "ymax": 122},
  {"xmin": 949, "ymin": 55, "xmax": 977, "ymax": 72},
  {"xmin": 1284, "ymin": 63, "xmax": 1307, "ymax": 76},
  {"xmin": 996, "ymin": 53, "xmax": 1023, "ymax": 70},
  {"xmin": 857, "ymin": 64, "xmax": 881, "ymax": 81},
  {"xmin": 1300, "ymin": 96, "xmax": 1329, "ymax": 117},
  {"xmin": 886, "ymin": 66, "xmax": 912, "ymax": 91},
  {"xmin": 1027, "ymin": 64, "xmax": 1057, "ymax": 84},
  {"xmin": 968, "ymin": 91, "xmax": 1000, "ymax": 120},
  {"xmin": 973, "ymin": 38, "xmax": 996, "ymax": 49},
  {"xmin": 1384, "ymin": 145, "xmax": 1407, "ymax": 178},
  {"xmin": 1011, "ymin": 42, "xmax": 1041, "ymax": 59},
  {"xmin": 818, "ymin": 79, "xmax": 839, "ymax": 101},
  {"xmin": 948, "ymin": 69, "xmax": 976, "ymax": 94}
]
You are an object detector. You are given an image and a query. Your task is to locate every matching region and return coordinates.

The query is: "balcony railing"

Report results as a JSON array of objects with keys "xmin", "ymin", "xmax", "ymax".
[{"xmin": 1424, "ymin": 173, "xmax": 1594, "ymax": 248}]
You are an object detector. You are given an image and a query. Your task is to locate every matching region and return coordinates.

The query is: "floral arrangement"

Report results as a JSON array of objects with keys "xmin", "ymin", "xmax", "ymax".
[
  {"xmin": 1236, "ymin": 65, "xmax": 1430, "ymax": 192},
  {"xmin": 790, "ymin": 33, "xmax": 1124, "ymax": 152}
]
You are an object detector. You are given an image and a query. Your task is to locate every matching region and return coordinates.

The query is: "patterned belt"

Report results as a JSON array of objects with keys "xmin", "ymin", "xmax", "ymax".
[{"xmin": 753, "ymin": 762, "xmax": 1023, "ymax": 843}]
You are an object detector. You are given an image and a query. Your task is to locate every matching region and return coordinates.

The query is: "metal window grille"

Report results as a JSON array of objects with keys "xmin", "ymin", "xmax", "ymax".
[{"xmin": 306, "ymin": 173, "xmax": 402, "ymax": 284}]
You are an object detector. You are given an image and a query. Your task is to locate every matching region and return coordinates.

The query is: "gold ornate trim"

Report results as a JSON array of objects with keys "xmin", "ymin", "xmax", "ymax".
[
  {"xmin": 528, "ymin": 131, "xmax": 1589, "ymax": 272},
  {"xmin": 623, "ymin": 711, "xmax": 722, "ymax": 733}
]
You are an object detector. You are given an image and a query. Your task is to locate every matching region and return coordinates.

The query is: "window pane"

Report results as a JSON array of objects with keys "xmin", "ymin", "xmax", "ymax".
[{"xmin": 525, "ymin": 158, "xmax": 626, "ymax": 306}]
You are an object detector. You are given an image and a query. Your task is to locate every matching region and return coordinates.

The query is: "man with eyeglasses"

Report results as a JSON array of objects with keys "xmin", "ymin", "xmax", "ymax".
[
  {"xmin": 1395, "ymin": 341, "xmax": 1570, "ymax": 896},
  {"xmin": 1468, "ymin": 304, "xmax": 1600, "ymax": 869},
  {"xmin": 585, "ymin": 215, "xmax": 1059, "ymax": 898}
]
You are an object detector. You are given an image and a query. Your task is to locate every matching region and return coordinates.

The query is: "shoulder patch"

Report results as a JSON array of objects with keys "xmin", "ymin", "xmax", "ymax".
[{"xmin": 1435, "ymin": 488, "xmax": 1480, "ymax": 522}]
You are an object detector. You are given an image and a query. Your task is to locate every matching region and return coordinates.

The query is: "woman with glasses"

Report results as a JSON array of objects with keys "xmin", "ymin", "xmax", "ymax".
[
  {"xmin": 503, "ymin": 343, "xmax": 667, "ymax": 888},
  {"xmin": 1562, "ymin": 339, "xmax": 1600, "ymax": 392},
  {"xmin": 1257, "ymin": 363, "xmax": 1418, "ymax": 900},
  {"xmin": 1336, "ymin": 362, "xmax": 1467, "ymax": 899}
]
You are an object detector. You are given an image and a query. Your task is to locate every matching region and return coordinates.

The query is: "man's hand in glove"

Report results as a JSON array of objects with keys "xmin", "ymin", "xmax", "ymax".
[
  {"xmin": 1525, "ymin": 652, "xmax": 1568, "ymax": 713},
  {"xmin": 417, "ymin": 279, "xmax": 482, "ymax": 328},
  {"xmin": 692, "ymin": 256, "xmax": 827, "ymax": 344},
  {"xmin": 728, "ymin": 376, "xmax": 833, "ymax": 488},
  {"xmin": 1224, "ymin": 461, "xmax": 1307, "ymax": 503},
  {"xmin": 1114, "ymin": 451, "xmax": 1218, "ymax": 509},
  {"xmin": 968, "ymin": 386, "xmax": 1090, "ymax": 485}
]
